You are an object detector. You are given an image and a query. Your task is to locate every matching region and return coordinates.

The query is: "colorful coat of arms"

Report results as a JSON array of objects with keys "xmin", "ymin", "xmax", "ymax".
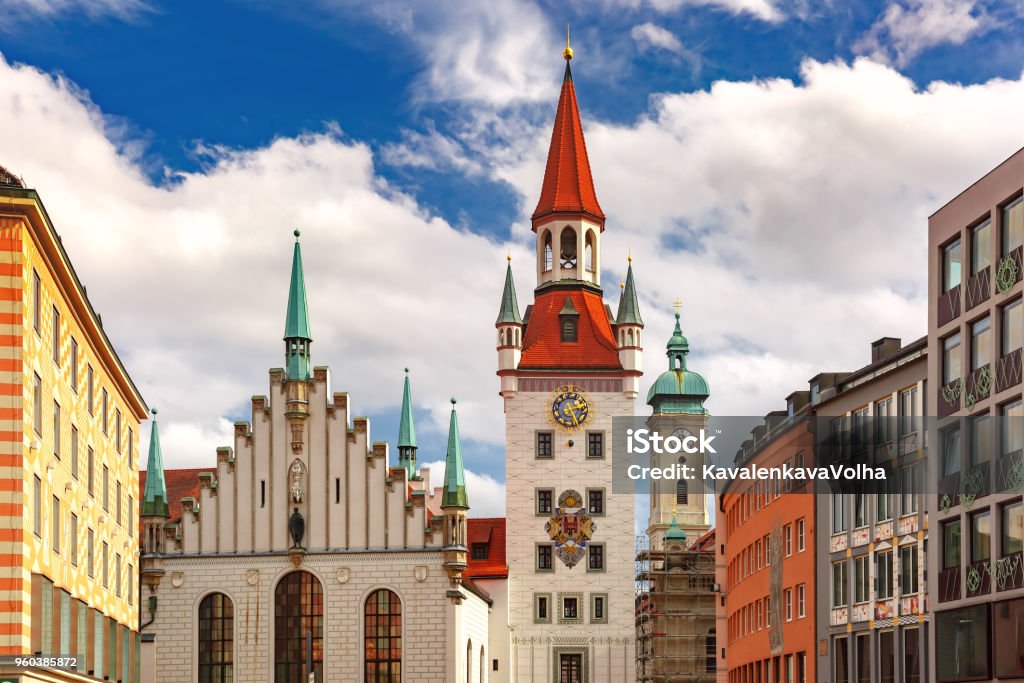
[{"xmin": 544, "ymin": 489, "xmax": 596, "ymax": 568}]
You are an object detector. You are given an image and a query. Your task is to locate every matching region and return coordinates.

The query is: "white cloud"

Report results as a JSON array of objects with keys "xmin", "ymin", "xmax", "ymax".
[
  {"xmin": 3, "ymin": 52, "xmax": 1024, "ymax": 499},
  {"xmin": 854, "ymin": 0, "xmax": 992, "ymax": 66},
  {"xmin": 631, "ymin": 22, "xmax": 687, "ymax": 54},
  {"xmin": 420, "ymin": 460, "xmax": 506, "ymax": 518},
  {"xmin": 4, "ymin": 0, "xmax": 150, "ymax": 22},
  {"xmin": 617, "ymin": 0, "xmax": 785, "ymax": 22}
]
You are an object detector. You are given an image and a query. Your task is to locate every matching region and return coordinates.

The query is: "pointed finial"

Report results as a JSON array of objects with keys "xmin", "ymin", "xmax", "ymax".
[
  {"xmin": 151, "ymin": 407, "xmax": 158, "ymax": 416},
  {"xmin": 673, "ymin": 298, "xmax": 682, "ymax": 315},
  {"xmin": 563, "ymin": 24, "xmax": 573, "ymax": 61},
  {"xmin": 293, "ymin": 229, "xmax": 300, "ymax": 240},
  {"xmin": 507, "ymin": 251, "xmax": 512, "ymax": 262},
  {"xmin": 404, "ymin": 367, "xmax": 409, "ymax": 373},
  {"xmin": 627, "ymin": 247, "xmax": 632, "ymax": 263},
  {"xmin": 620, "ymin": 281, "xmax": 625, "ymax": 290},
  {"xmin": 451, "ymin": 396, "xmax": 457, "ymax": 406}
]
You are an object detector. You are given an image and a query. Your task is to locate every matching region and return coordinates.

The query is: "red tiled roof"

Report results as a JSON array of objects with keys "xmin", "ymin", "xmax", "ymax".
[
  {"xmin": 692, "ymin": 528, "xmax": 715, "ymax": 552},
  {"xmin": 139, "ymin": 467, "xmax": 208, "ymax": 526},
  {"xmin": 519, "ymin": 288, "xmax": 621, "ymax": 370},
  {"xmin": 532, "ymin": 64, "xmax": 605, "ymax": 225},
  {"xmin": 466, "ymin": 517, "xmax": 508, "ymax": 579}
]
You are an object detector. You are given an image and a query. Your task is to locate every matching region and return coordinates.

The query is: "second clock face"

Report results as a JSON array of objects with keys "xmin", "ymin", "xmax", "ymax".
[{"xmin": 551, "ymin": 389, "xmax": 589, "ymax": 430}]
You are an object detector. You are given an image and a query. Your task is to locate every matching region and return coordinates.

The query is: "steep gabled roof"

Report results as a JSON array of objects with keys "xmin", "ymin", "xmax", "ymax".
[
  {"xmin": 466, "ymin": 518, "xmax": 508, "ymax": 579},
  {"xmin": 531, "ymin": 61, "xmax": 605, "ymax": 226}
]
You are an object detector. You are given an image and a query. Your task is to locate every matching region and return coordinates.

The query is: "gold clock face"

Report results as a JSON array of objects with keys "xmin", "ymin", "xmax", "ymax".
[{"xmin": 550, "ymin": 386, "xmax": 590, "ymax": 431}]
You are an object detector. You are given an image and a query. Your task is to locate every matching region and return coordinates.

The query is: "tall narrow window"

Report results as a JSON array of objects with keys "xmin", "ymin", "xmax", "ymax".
[
  {"xmin": 71, "ymin": 427, "xmax": 78, "ymax": 480},
  {"xmin": 1003, "ymin": 299, "xmax": 1023, "ymax": 356},
  {"xmin": 102, "ymin": 541, "xmax": 108, "ymax": 588},
  {"xmin": 101, "ymin": 389, "xmax": 108, "ymax": 435},
  {"xmin": 1003, "ymin": 195, "xmax": 1023, "ymax": 256},
  {"xmin": 52, "ymin": 306, "xmax": 60, "ymax": 364},
  {"xmin": 584, "ymin": 230, "xmax": 595, "ymax": 272},
  {"xmin": 87, "ymin": 447, "xmax": 94, "ymax": 496},
  {"xmin": 877, "ymin": 551, "xmax": 893, "ymax": 599},
  {"xmin": 943, "ymin": 425, "xmax": 961, "ymax": 477},
  {"xmin": 115, "ymin": 410, "xmax": 122, "ymax": 453},
  {"xmin": 536, "ymin": 432, "xmax": 553, "ymax": 458},
  {"xmin": 114, "ymin": 553, "xmax": 121, "ymax": 597},
  {"xmin": 33, "ymin": 373, "xmax": 42, "ymax": 436},
  {"xmin": 943, "ymin": 519, "xmax": 962, "ymax": 571},
  {"xmin": 364, "ymin": 588, "xmax": 400, "ymax": 682},
  {"xmin": 542, "ymin": 231, "xmax": 553, "ymax": 272},
  {"xmin": 53, "ymin": 401, "xmax": 60, "ymax": 459},
  {"xmin": 274, "ymin": 571, "xmax": 323, "ymax": 682},
  {"xmin": 87, "ymin": 365, "xmax": 94, "ymax": 415},
  {"xmin": 102, "ymin": 466, "xmax": 109, "ymax": 511},
  {"xmin": 559, "ymin": 227, "xmax": 577, "ymax": 269},
  {"xmin": 943, "ymin": 333, "xmax": 961, "ymax": 385},
  {"xmin": 70, "ymin": 338, "xmax": 78, "ymax": 391},
  {"xmin": 33, "ymin": 475, "xmax": 41, "ymax": 537},
  {"xmin": 904, "ymin": 628, "xmax": 921, "ymax": 683},
  {"xmin": 943, "ymin": 238, "xmax": 962, "ymax": 291},
  {"xmin": 832, "ymin": 561, "xmax": 847, "ymax": 607},
  {"xmin": 70, "ymin": 513, "xmax": 78, "ymax": 566},
  {"xmin": 971, "ymin": 218, "xmax": 991, "ymax": 275},
  {"xmin": 116, "ymin": 483, "xmax": 122, "ymax": 526},
  {"xmin": 970, "ymin": 510, "xmax": 991, "ymax": 564},
  {"xmin": 128, "ymin": 427, "xmax": 133, "ymax": 469},
  {"xmin": 52, "ymin": 495, "xmax": 60, "ymax": 553},
  {"xmin": 128, "ymin": 496, "xmax": 133, "ymax": 538},
  {"xmin": 971, "ymin": 317, "xmax": 991, "ymax": 371},
  {"xmin": 854, "ymin": 556, "xmax": 869, "ymax": 603},
  {"xmin": 32, "ymin": 270, "xmax": 41, "ymax": 332},
  {"xmin": 900, "ymin": 545, "xmax": 918, "ymax": 595},
  {"xmin": 87, "ymin": 530, "xmax": 94, "ymax": 577},
  {"xmin": 198, "ymin": 592, "xmax": 233, "ymax": 683}
]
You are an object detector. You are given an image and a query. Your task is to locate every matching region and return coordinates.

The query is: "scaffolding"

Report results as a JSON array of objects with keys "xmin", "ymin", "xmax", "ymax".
[{"xmin": 635, "ymin": 534, "xmax": 718, "ymax": 683}]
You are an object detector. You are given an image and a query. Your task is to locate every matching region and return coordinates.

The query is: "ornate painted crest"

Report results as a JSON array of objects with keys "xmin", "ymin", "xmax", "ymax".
[{"xmin": 545, "ymin": 489, "xmax": 596, "ymax": 568}]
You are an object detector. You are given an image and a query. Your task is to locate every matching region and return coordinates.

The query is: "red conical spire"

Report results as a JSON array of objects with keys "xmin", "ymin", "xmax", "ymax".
[{"xmin": 531, "ymin": 43, "xmax": 605, "ymax": 229}]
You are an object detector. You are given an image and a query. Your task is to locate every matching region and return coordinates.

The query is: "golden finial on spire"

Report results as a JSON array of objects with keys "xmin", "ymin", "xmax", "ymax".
[
  {"xmin": 620, "ymin": 281, "xmax": 625, "ymax": 289},
  {"xmin": 673, "ymin": 298, "xmax": 683, "ymax": 313},
  {"xmin": 563, "ymin": 23, "xmax": 574, "ymax": 61},
  {"xmin": 627, "ymin": 247, "xmax": 632, "ymax": 263},
  {"xmin": 507, "ymin": 250, "xmax": 512, "ymax": 262}
]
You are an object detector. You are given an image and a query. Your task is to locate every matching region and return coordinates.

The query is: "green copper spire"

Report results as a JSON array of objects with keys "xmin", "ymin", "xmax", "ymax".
[
  {"xmin": 616, "ymin": 262, "xmax": 643, "ymax": 326},
  {"xmin": 667, "ymin": 311, "xmax": 689, "ymax": 370},
  {"xmin": 495, "ymin": 258, "xmax": 522, "ymax": 325},
  {"xmin": 665, "ymin": 510, "xmax": 687, "ymax": 543},
  {"xmin": 284, "ymin": 230, "xmax": 312, "ymax": 380},
  {"xmin": 441, "ymin": 398, "xmax": 469, "ymax": 509},
  {"xmin": 397, "ymin": 368, "xmax": 417, "ymax": 478},
  {"xmin": 141, "ymin": 408, "xmax": 169, "ymax": 518}
]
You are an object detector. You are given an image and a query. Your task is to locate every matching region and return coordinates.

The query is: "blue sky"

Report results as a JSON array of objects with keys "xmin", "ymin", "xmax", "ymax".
[{"xmin": 2, "ymin": 0, "xmax": 1023, "ymax": 516}]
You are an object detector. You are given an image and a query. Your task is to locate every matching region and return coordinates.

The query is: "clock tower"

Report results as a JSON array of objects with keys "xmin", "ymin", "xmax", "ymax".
[{"xmin": 495, "ymin": 38, "xmax": 639, "ymax": 683}]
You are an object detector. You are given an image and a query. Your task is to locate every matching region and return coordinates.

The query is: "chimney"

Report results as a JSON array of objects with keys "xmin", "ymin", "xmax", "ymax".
[{"xmin": 871, "ymin": 337, "xmax": 902, "ymax": 363}]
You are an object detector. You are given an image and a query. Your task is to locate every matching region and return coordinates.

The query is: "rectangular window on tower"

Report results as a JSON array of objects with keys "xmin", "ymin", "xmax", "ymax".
[
  {"xmin": 587, "ymin": 431, "xmax": 604, "ymax": 458},
  {"xmin": 536, "ymin": 431, "xmax": 553, "ymax": 459},
  {"xmin": 537, "ymin": 544, "xmax": 553, "ymax": 572},
  {"xmin": 586, "ymin": 488, "xmax": 604, "ymax": 516},
  {"xmin": 536, "ymin": 488, "xmax": 553, "ymax": 516}
]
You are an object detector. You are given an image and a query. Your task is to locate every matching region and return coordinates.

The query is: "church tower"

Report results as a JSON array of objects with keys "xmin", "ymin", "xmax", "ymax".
[
  {"xmin": 646, "ymin": 306, "xmax": 711, "ymax": 547},
  {"xmin": 497, "ymin": 36, "xmax": 639, "ymax": 683},
  {"xmin": 140, "ymin": 409, "xmax": 169, "ymax": 592}
]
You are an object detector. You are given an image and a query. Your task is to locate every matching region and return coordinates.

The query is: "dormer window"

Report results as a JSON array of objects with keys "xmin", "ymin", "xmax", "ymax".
[
  {"xmin": 559, "ymin": 295, "xmax": 579, "ymax": 343},
  {"xmin": 471, "ymin": 543, "xmax": 489, "ymax": 560},
  {"xmin": 562, "ymin": 319, "xmax": 577, "ymax": 342}
]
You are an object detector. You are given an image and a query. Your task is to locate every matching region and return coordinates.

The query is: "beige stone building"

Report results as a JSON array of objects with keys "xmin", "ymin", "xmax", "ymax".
[{"xmin": 137, "ymin": 233, "xmax": 495, "ymax": 683}]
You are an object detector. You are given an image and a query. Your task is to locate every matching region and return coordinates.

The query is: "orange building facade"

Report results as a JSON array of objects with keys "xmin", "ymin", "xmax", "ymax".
[{"xmin": 721, "ymin": 413, "xmax": 816, "ymax": 683}]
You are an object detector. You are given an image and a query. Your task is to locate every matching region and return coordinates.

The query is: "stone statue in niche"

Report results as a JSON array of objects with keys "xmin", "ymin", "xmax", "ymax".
[
  {"xmin": 289, "ymin": 459, "xmax": 305, "ymax": 503},
  {"xmin": 289, "ymin": 507, "xmax": 305, "ymax": 549}
]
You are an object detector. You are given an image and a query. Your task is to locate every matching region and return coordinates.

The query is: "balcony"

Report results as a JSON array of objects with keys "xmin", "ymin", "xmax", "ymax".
[
  {"xmin": 996, "ymin": 347, "xmax": 1022, "ymax": 393},
  {"xmin": 965, "ymin": 559, "xmax": 991, "ymax": 598},
  {"xmin": 938, "ymin": 285, "xmax": 961, "ymax": 327},
  {"xmin": 938, "ymin": 565, "xmax": 961, "ymax": 603},
  {"xmin": 964, "ymin": 266, "xmax": 990, "ymax": 311},
  {"xmin": 937, "ymin": 377, "xmax": 961, "ymax": 418}
]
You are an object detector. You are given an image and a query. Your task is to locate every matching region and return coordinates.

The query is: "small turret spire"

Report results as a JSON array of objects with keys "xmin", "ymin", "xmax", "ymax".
[
  {"xmin": 141, "ymin": 408, "xmax": 169, "ymax": 518},
  {"xmin": 441, "ymin": 398, "xmax": 469, "ymax": 509},
  {"xmin": 616, "ymin": 261, "xmax": 643, "ymax": 326},
  {"xmin": 667, "ymin": 309, "xmax": 689, "ymax": 370},
  {"xmin": 496, "ymin": 258, "xmax": 523, "ymax": 325},
  {"xmin": 284, "ymin": 230, "xmax": 312, "ymax": 380},
  {"xmin": 397, "ymin": 368, "xmax": 418, "ymax": 478},
  {"xmin": 665, "ymin": 507, "xmax": 687, "ymax": 543}
]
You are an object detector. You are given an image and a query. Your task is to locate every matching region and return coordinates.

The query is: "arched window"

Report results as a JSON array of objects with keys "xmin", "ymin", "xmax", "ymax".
[
  {"xmin": 627, "ymin": 329, "xmax": 634, "ymax": 346},
  {"xmin": 198, "ymin": 593, "xmax": 233, "ymax": 683},
  {"xmin": 542, "ymin": 231, "xmax": 553, "ymax": 272},
  {"xmin": 677, "ymin": 457, "xmax": 688, "ymax": 505},
  {"xmin": 466, "ymin": 639, "xmax": 472, "ymax": 683},
  {"xmin": 585, "ymin": 230, "xmax": 595, "ymax": 272},
  {"xmin": 480, "ymin": 645, "xmax": 486, "ymax": 683},
  {"xmin": 559, "ymin": 227, "xmax": 577, "ymax": 269},
  {"xmin": 365, "ymin": 589, "xmax": 402, "ymax": 682},
  {"xmin": 505, "ymin": 329, "xmax": 512, "ymax": 346},
  {"xmin": 274, "ymin": 571, "xmax": 323, "ymax": 682}
]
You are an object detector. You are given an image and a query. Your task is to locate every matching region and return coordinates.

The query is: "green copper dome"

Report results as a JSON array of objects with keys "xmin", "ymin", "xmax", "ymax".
[
  {"xmin": 646, "ymin": 311, "xmax": 709, "ymax": 414},
  {"xmin": 665, "ymin": 512, "xmax": 687, "ymax": 542}
]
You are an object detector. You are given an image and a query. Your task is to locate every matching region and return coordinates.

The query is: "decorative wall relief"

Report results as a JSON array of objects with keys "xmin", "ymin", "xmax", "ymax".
[{"xmin": 545, "ymin": 489, "xmax": 595, "ymax": 569}]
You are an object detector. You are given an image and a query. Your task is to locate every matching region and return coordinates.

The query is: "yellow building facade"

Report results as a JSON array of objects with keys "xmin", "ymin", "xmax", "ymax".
[{"xmin": 0, "ymin": 168, "xmax": 147, "ymax": 682}]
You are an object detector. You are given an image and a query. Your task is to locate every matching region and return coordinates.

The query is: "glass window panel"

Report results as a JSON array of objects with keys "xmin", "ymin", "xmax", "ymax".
[
  {"xmin": 943, "ymin": 334, "xmax": 961, "ymax": 385},
  {"xmin": 970, "ymin": 511, "xmax": 991, "ymax": 562},
  {"xmin": 994, "ymin": 597, "xmax": 1024, "ymax": 677},
  {"xmin": 1002, "ymin": 502, "xmax": 1022, "ymax": 557},
  {"xmin": 944, "ymin": 239, "xmax": 962, "ymax": 291},
  {"xmin": 1003, "ymin": 300, "xmax": 1023, "ymax": 356},
  {"xmin": 943, "ymin": 520, "xmax": 961, "ymax": 570},
  {"xmin": 943, "ymin": 427, "xmax": 961, "ymax": 477},
  {"xmin": 971, "ymin": 317, "xmax": 991, "ymax": 370},
  {"xmin": 936, "ymin": 604, "xmax": 989, "ymax": 681},
  {"xmin": 972, "ymin": 219, "xmax": 991, "ymax": 275},
  {"xmin": 1003, "ymin": 195, "xmax": 1023, "ymax": 256}
]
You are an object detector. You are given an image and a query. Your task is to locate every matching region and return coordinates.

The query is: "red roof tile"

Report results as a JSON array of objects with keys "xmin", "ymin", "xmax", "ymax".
[
  {"xmin": 692, "ymin": 528, "xmax": 715, "ymax": 552},
  {"xmin": 532, "ymin": 64, "xmax": 604, "ymax": 225},
  {"xmin": 519, "ymin": 288, "xmax": 621, "ymax": 370},
  {"xmin": 466, "ymin": 517, "xmax": 508, "ymax": 579},
  {"xmin": 139, "ymin": 467, "xmax": 209, "ymax": 526}
]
